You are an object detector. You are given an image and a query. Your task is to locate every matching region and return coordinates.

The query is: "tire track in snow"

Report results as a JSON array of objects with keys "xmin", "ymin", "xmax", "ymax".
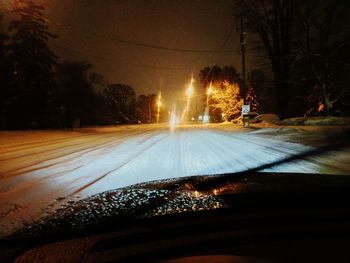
[
  {"xmin": 0, "ymin": 129, "xmax": 156, "ymax": 178},
  {"xmin": 187, "ymin": 127, "xmax": 315, "ymax": 174},
  {"xmin": 195, "ymin": 128, "xmax": 326, "ymax": 174},
  {"xmin": 0, "ymin": 128, "xmax": 166, "ymax": 236},
  {"xmin": 69, "ymin": 131, "xmax": 170, "ymax": 195},
  {"xmin": 0, "ymin": 125, "xmax": 165, "ymax": 175},
  {"xmin": 0, "ymin": 129, "xmax": 162, "ymax": 194},
  {"xmin": 0, "ymin": 131, "xmax": 137, "ymax": 161},
  {"xmin": 2, "ymin": 124, "xmax": 348, "ymax": 238},
  {"xmin": 211, "ymin": 128, "xmax": 349, "ymax": 174},
  {"xmin": 0, "ymin": 132, "xmax": 93, "ymax": 154},
  {"xmin": 0, "ymin": 128, "xmax": 165, "ymax": 204},
  {"xmin": 0, "ymin": 130, "xmax": 167, "ymax": 229}
]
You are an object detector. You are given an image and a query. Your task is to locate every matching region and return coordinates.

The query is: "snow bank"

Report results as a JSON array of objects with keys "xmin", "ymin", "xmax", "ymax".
[
  {"xmin": 254, "ymin": 114, "xmax": 280, "ymax": 124},
  {"xmin": 280, "ymin": 117, "xmax": 349, "ymax": 126}
]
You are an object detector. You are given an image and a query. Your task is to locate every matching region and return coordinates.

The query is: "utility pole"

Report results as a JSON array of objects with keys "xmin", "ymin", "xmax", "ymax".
[
  {"xmin": 240, "ymin": 15, "xmax": 249, "ymax": 127},
  {"xmin": 240, "ymin": 15, "xmax": 246, "ymax": 105}
]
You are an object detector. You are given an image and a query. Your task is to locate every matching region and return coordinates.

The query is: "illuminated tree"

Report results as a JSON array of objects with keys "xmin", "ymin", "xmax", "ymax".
[
  {"xmin": 199, "ymin": 65, "xmax": 242, "ymax": 121},
  {"xmin": 210, "ymin": 81, "xmax": 242, "ymax": 121}
]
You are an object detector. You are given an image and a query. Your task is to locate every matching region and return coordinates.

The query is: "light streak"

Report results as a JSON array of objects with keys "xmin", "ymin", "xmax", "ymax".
[{"xmin": 169, "ymin": 104, "xmax": 178, "ymax": 132}]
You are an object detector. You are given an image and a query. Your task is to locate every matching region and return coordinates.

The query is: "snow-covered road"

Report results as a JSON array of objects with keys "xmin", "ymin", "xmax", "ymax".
[{"xmin": 0, "ymin": 123, "xmax": 349, "ymax": 237}]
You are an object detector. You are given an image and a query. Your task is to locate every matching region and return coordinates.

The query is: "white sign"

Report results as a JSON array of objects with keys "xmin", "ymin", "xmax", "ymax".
[{"xmin": 242, "ymin": 104, "xmax": 250, "ymax": 115}]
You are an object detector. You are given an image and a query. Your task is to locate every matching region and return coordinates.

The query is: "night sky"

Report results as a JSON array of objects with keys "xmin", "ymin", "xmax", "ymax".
[{"xmin": 3, "ymin": 0, "xmax": 247, "ymax": 102}]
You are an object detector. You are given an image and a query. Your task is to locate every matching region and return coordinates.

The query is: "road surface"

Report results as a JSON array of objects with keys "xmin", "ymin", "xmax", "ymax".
[{"xmin": 0, "ymin": 123, "xmax": 349, "ymax": 237}]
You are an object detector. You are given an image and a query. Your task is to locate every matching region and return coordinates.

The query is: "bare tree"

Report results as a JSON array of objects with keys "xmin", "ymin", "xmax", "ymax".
[
  {"xmin": 248, "ymin": 69, "xmax": 275, "ymax": 113},
  {"xmin": 295, "ymin": 0, "xmax": 350, "ymax": 116},
  {"xmin": 0, "ymin": 11, "xmax": 11, "ymax": 128},
  {"xmin": 199, "ymin": 65, "xmax": 241, "ymax": 90},
  {"xmin": 234, "ymin": 0, "xmax": 350, "ymax": 117},
  {"xmin": 234, "ymin": 0, "xmax": 295, "ymax": 118},
  {"xmin": 104, "ymin": 84, "xmax": 136, "ymax": 122},
  {"xmin": 56, "ymin": 61, "xmax": 96, "ymax": 128},
  {"xmin": 7, "ymin": 0, "xmax": 57, "ymax": 128}
]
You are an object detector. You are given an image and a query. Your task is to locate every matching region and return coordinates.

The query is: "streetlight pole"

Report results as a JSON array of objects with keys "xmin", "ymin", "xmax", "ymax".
[
  {"xmin": 186, "ymin": 76, "xmax": 194, "ymax": 121},
  {"xmin": 156, "ymin": 91, "xmax": 162, "ymax": 124},
  {"xmin": 206, "ymin": 83, "xmax": 213, "ymax": 122}
]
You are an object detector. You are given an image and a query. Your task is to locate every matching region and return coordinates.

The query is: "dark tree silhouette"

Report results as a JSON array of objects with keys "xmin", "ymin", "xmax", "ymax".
[
  {"xmin": 234, "ymin": 0, "xmax": 350, "ymax": 117},
  {"xmin": 136, "ymin": 94, "xmax": 157, "ymax": 123},
  {"xmin": 199, "ymin": 65, "xmax": 241, "ymax": 90},
  {"xmin": 7, "ymin": 0, "xmax": 57, "ymax": 129},
  {"xmin": 0, "ymin": 11, "xmax": 11, "ymax": 129},
  {"xmin": 248, "ymin": 69, "xmax": 276, "ymax": 113},
  {"xmin": 136, "ymin": 95, "xmax": 150, "ymax": 123},
  {"xmin": 246, "ymin": 87, "xmax": 259, "ymax": 113},
  {"xmin": 234, "ymin": 0, "xmax": 295, "ymax": 118},
  {"xmin": 56, "ymin": 61, "xmax": 96, "ymax": 128},
  {"xmin": 104, "ymin": 84, "xmax": 136, "ymax": 123},
  {"xmin": 294, "ymin": 0, "xmax": 350, "ymax": 116}
]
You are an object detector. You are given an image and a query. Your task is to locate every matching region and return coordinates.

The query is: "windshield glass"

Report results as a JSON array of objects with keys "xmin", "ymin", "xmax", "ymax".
[{"xmin": 0, "ymin": 0, "xmax": 349, "ymax": 240}]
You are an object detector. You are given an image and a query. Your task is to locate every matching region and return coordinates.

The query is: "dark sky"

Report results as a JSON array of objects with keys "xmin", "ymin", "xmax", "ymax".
[{"xmin": 4, "ymin": 0, "xmax": 248, "ymax": 103}]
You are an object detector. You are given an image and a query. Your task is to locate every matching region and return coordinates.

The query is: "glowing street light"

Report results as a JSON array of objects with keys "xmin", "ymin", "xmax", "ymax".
[
  {"xmin": 207, "ymin": 84, "xmax": 213, "ymax": 96},
  {"xmin": 186, "ymin": 84, "xmax": 193, "ymax": 97},
  {"xmin": 181, "ymin": 76, "xmax": 195, "ymax": 122},
  {"xmin": 186, "ymin": 85, "xmax": 193, "ymax": 97},
  {"xmin": 186, "ymin": 76, "xmax": 194, "ymax": 97}
]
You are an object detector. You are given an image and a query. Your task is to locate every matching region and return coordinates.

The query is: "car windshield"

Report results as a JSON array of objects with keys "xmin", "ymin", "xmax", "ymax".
[{"xmin": 0, "ymin": 0, "xmax": 350, "ymax": 240}]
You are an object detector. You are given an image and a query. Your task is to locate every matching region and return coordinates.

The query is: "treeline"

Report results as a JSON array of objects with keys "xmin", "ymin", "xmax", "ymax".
[
  {"xmin": 198, "ymin": 1, "xmax": 350, "ymax": 120},
  {"xmin": 233, "ymin": 0, "xmax": 350, "ymax": 118},
  {"xmin": 0, "ymin": 1, "xmax": 154, "ymax": 130}
]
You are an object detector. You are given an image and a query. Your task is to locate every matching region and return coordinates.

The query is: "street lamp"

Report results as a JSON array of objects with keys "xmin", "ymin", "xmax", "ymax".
[
  {"xmin": 186, "ymin": 76, "xmax": 194, "ymax": 97},
  {"xmin": 204, "ymin": 82, "xmax": 213, "ymax": 123},
  {"xmin": 183, "ymin": 76, "xmax": 194, "ymax": 122},
  {"xmin": 186, "ymin": 84, "xmax": 193, "ymax": 97},
  {"xmin": 207, "ymin": 84, "xmax": 213, "ymax": 96}
]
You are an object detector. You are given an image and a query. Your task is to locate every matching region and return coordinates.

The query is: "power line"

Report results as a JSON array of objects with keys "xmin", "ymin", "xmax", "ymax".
[
  {"xmin": 4, "ymin": 1, "xmax": 237, "ymax": 54},
  {"xmin": 199, "ymin": 26, "xmax": 237, "ymax": 78},
  {"xmin": 52, "ymin": 43, "xmax": 192, "ymax": 71},
  {"xmin": 55, "ymin": 24, "xmax": 237, "ymax": 54},
  {"xmin": 43, "ymin": 13, "xmax": 237, "ymax": 54},
  {"xmin": 116, "ymin": 39, "xmax": 236, "ymax": 53}
]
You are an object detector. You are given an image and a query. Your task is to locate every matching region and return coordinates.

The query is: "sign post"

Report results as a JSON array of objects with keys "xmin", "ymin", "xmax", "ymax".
[{"xmin": 242, "ymin": 104, "xmax": 250, "ymax": 127}]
